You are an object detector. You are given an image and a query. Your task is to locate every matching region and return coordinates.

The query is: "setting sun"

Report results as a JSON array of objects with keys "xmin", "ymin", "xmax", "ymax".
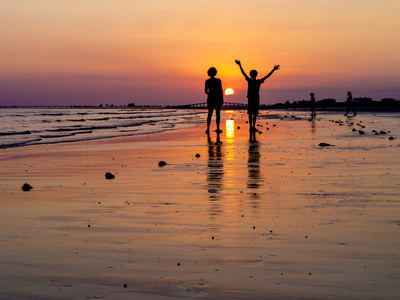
[{"xmin": 225, "ymin": 88, "xmax": 234, "ymax": 96}]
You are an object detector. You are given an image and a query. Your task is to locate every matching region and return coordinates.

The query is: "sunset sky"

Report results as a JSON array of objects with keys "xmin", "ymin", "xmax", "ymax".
[{"xmin": 1, "ymin": 0, "xmax": 399, "ymax": 106}]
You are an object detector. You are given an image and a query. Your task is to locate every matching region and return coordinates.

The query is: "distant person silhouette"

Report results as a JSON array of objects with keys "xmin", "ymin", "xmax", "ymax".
[
  {"xmin": 344, "ymin": 91, "xmax": 356, "ymax": 116},
  {"xmin": 235, "ymin": 60, "xmax": 279, "ymax": 132},
  {"xmin": 205, "ymin": 67, "xmax": 224, "ymax": 134},
  {"xmin": 310, "ymin": 93, "xmax": 316, "ymax": 117}
]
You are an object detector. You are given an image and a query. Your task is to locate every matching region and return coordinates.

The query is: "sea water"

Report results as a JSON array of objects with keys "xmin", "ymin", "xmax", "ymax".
[{"xmin": 0, "ymin": 108, "xmax": 206, "ymax": 149}]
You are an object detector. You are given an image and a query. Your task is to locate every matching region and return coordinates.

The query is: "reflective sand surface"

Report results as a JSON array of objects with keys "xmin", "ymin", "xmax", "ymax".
[{"xmin": 0, "ymin": 110, "xmax": 399, "ymax": 299}]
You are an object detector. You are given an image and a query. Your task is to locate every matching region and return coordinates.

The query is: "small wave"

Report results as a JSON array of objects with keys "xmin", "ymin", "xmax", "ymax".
[
  {"xmin": 118, "ymin": 120, "xmax": 157, "ymax": 128},
  {"xmin": 40, "ymin": 133, "xmax": 77, "ymax": 139},
  {"xmin": 47, "ymin": 127, "xmax": 82, "ymax": 132},
  {"xmin": 161, "ymin": 123, "xmax": 176, "ymax": 128},
  {"xmin": 0, "ymin": 138, "xmax": 43, "ymax": 149},
  {"xmin": 47, "ymin": 125, "xmax": 118, "ymax": 132},
  {"xmin": 68, "ymin": 119, "xmax": 86, "ymax": 122},
  {"xmin": 0, "ymin": 130, "xmax": 31, "ymax": 136},
  {"xmin": 39, "ymin": 113, "xmax": 66, "ymax": 116},
  {"xmin": 89, "ymin": 117, "xmax": 110, "ymax": 121}
]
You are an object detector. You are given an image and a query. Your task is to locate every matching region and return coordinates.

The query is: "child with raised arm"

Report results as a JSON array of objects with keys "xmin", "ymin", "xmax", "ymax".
[{"xmin": 235, "ymin": 60, "xmax": 279, "ymax": 132}]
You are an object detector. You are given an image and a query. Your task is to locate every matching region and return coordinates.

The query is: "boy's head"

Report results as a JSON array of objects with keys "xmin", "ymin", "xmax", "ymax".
[
  {"xmin": 207, "ymin": 67, "xmax": 217, "ymax": 77},
  {"xmin": 310, "ymin": 93, "xmax": 314, "ymax": 96},
  {"xmin": 249, "ymin": 70, "xmax": 258, "ymax": 79}
]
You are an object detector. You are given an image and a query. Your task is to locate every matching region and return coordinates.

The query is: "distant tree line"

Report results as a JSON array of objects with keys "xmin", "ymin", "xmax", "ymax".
[{"xmin": 267, "ymin": 97, "xmax": 400, "ymax": 110}]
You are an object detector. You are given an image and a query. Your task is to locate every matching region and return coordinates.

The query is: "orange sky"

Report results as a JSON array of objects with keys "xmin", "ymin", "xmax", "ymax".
[{"xmin": 1, "ymin": 0, "xmax": 399, "ymax": 106}]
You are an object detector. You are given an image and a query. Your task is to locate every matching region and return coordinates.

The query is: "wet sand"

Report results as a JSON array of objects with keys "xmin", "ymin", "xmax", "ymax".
[{"xmin": 0, "ymin": 110, "xmax": 399, "ymax": 299}]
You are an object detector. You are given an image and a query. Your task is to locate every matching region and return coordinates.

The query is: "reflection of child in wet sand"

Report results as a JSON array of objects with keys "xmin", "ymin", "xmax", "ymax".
[
  {"xmin": 235, "ymin": 60, "xmax": 279, "ymax": 132},
  {"xmin": 344, "ymin": 91, "xmax": 357, "ymax": 116},
  {"xmin": 310, "ymin": 93, "xmax": 316, "ymax": 117},
  {"xmin": 205, "ymin": 67, "xmax": 224, "ymax": 134}
]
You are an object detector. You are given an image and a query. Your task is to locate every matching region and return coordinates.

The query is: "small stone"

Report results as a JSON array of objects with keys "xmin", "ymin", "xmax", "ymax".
[
  {"xmin": 318, "ymin": 143, "xmax": 334, "ymax": 147},
  {"xmin": 389, "ymin": 136, "xmax": 395, "ymax": 140},
  {"xmin": 177, "ymin": 263, "xmax": 180, "ymax": 266},
  {"xmin": 88, "ymin": 225, "xmax": 91, "ymax": 227},
  {"xmin": 21, "ymin": 183, "xmax": 33, "ymax": 191},
  {"xmin": 105, "ymin": 172, "xmax": 115, "ymax": 179},
  {"xmin": 380, "ymin": 131, "xmax": 387, "ymax": 134},
  {"xmin": 358, "ymin": 130, "xmax": 365, "ymax": 135},
  {"xmin": 123, "ymin": 284, "xmax": 127, "ymax": 288},
  {"xmin": 158, "ymin": 161, "xmax": 167, "ymax": 167},
  {"xmin": 195, "ymin": 153, "xmax": 200, "ymax": 158}
]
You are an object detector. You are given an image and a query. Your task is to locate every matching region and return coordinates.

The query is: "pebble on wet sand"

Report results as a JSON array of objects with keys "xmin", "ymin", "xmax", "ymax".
[
  {"xmin": 21, "ymin": 183, "xmax": 33, "ymax": 191},
  {"xmin": 158, "ymin": 161, "xmax": 167, "ymax": 167},
  {"xmin": 105, "ymin": 172, "xmax": 115, "ymax": 179},
  {"xmin": 318, "ymin": 143, "xmax": 334, "ymax": 147}
]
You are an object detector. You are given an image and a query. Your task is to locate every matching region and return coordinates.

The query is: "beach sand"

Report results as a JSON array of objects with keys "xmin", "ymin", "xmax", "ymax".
[{"xmin": 0, "ymin": 110, "xmax": 399, "ymax": 300}]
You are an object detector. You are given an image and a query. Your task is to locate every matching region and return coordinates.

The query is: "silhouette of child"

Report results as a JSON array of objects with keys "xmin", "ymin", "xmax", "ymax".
[
  {"xmin": 310, "ymin": 93, "xmax": 316, "ymax": 117},
  {"xmin": 205, "ymin": 67, "xmax": 224, "ymax": 134},
  {"xmin": 344, "ymin": 91, "xmax": 356, "ymax": 116},
  {"xmin": 235, "ymin": 60, "xmax": 279, "ymax": 132}
]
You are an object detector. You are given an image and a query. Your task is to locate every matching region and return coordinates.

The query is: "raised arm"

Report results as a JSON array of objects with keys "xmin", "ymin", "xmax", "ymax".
[
  {"xmin": 235, "ymin": 59, "xmax": 250, "ymax": 80},
  {"xmin": 260, "ymin": 65, "xmax": 280, "ymax": 81}
]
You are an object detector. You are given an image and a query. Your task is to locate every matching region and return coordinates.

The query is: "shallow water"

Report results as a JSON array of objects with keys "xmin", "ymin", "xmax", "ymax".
[{"xmin": 0, "ymin": 108, "xmax": 205, "ymax": 148}]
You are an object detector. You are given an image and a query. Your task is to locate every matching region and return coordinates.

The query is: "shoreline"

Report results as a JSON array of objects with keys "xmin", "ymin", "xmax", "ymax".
[
  {"xmin": 2, "ymin": 108, "xmax": 399, "ymax": 151},
  {"xmin": 1, "ymin": 111, "xmax": 399, "ymax": 299}
]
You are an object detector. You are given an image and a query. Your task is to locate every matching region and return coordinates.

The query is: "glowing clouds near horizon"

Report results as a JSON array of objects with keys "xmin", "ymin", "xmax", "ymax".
[{"xmin": 225, "ymin": 88, "xmax": 234, "ymax": 96}]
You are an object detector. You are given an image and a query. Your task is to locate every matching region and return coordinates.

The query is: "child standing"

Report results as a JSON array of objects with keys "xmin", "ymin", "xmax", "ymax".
[
  {"xmin": 205, "ymin": 67, "xmax": 224, "ymax": 134},
  {"xmin": 235, "ymin": 60, "xmax": 279, "ymax": 132}
]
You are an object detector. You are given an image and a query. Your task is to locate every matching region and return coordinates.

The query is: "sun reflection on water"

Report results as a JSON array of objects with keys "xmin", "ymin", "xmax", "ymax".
[{"xmin": 225, "ymin": 119, "xmax": 235, "ymax": 140}]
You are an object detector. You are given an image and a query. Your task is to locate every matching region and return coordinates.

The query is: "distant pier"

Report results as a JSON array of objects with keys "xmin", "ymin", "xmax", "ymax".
[{"xmin": 169, "ymin": 102, "xmax": 247, "ymax": 109}]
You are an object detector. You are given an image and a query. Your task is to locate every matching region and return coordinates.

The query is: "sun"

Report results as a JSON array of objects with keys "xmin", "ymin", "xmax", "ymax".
[{"xmin": 225, "ymin": 88, "xmax": 234, "ymax": 96}]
